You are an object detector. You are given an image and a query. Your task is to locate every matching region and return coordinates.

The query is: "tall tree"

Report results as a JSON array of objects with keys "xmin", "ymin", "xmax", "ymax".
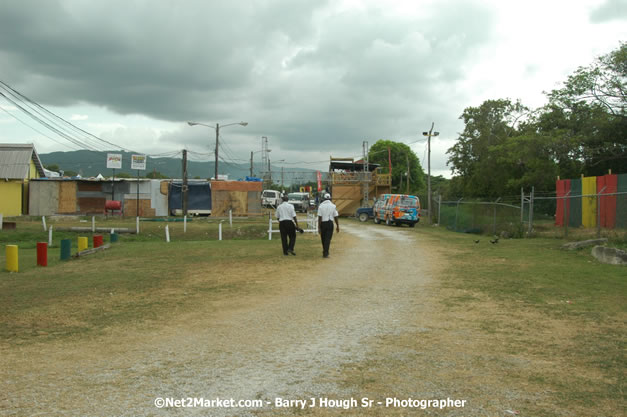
[
  {"xmin": 446, "ymin": 99, "xmax": 530, "ymax": 197},
  {"xmin": 368, "ymin": 140, "xmax": 425, "ymax": 194},
  {"xmin": 542, "ymin": 42, "xmax": 627, "ymax": 176}
]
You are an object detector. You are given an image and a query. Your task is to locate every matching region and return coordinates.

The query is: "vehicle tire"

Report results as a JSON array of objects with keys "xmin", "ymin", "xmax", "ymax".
[
  {"xmin": 395, "ymin": 221, "xmax": 401, "ymax": 227},
  {"xmin": 374, "ymin": 216, "xmax": 381, "ymax": 224},
  {"xmin": 386, "ymin": 217, "xmax": 391, "ymax": 226},
  {"xmin": 359, "ymin": 212, "xmax": 368, "ymax": 222},
  {"xmin": 409, "ymin": 222, "xmax": 415, "ymax": 228}
]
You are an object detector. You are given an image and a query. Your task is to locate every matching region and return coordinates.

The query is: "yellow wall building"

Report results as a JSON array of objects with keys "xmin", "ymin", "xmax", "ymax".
[{"xmin": 0, "ymin": 144, "xmax": 45, "ymax": 216}]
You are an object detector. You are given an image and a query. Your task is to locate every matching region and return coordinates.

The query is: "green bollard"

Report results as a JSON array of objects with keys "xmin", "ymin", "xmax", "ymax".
[
  {"xmin": 110, "ymin": 233, "xmax": 118, "ymax": 243},
  {"xmin": 60, "ymin": 239, "xmax": 72, "ymax": 261}
]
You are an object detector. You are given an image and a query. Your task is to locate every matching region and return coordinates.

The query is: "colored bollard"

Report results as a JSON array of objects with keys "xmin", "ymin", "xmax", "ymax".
[
  {"xmin": 60, "ymin": 239, "xmax": 71, "ymax": 261},
  {"xmin": 77, "ymin": 236, "xmax": 88, "ymax": 252},
  {"xmin": 6, "ymin": 245, "xmax": 18, "ymax": 272},
  {"xmin": 93, "ymin": 235, "xmax": 103, "ymax": 248},
  {"xmin": 110, "ymin": 233, "xmax": 118, "ymax": 243},
  {"xmin": 37, "ymin": 242, "xmax": 48, "ymax": 267}
]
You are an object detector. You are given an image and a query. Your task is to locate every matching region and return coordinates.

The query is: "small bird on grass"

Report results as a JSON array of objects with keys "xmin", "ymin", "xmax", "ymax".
[
  {"xmin": 490, "ymin": 237, "xmax": 499, "ymax": 244},
  {"xmin": 474, "ymin": 239, "xmax": 480, "ymax": 244}
]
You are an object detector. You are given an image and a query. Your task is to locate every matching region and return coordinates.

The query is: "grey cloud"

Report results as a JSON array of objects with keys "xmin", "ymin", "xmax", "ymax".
[
  {"xmin": 590, "ymin": 0, "xmax": 627, "ymax": 23},
  {"xmin": 0, "ymin": 0, "xmax": 493, "ymax": 157}
]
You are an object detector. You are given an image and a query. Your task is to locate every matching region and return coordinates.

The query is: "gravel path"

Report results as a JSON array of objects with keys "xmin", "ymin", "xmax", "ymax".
[{"xmin": 3, "ymin": 223, "xmax": 436, "ymax": 416}]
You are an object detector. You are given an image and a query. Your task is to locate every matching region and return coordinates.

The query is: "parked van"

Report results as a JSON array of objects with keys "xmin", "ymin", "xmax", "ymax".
[
  {"xmin": 373, "ymin": 194, "xmax": 420, "ymax": 227},
  {"xmin": 288, "ymin": 192, "xmax": 310, "ymax": 213},
  {"xmin": 261, "ymin": 190, "xmax": 282, "ymax": 208}
]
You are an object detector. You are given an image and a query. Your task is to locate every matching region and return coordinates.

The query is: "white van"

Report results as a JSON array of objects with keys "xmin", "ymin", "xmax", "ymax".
[{"xmin": 261, "ymin": 190, "xmax": 282, "ymax": 208}]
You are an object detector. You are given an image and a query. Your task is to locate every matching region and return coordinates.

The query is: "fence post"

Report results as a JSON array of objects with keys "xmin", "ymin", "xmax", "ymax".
[
  {"xmin": 437, "ymin": 194, "xmax": 441, "ymax": 226},
  {"xmin": 454, "ymin": 198, "xmax": 463, "ymax": 232},
  {"xmin": 493, "ymin": 197, "xmax": 501, "ymax": 235},
  {"xmin": 229, "ymin": 209, "xmax": 232, "ymax": 227},
  {"xmin": 520, "ymin": 188, "xmax": 524, "ymax": 225},
  {"xmin": 48, "ymin": 225, "xmax": 53, "ymax": 247},
  {"xmin": 165, "ymin": 225, "xmax": 170, "ymax": 243},
  {"xmin": 597, "ymin": 186, "xmax": 606, "ymax": 238},
  {"xmin": 527, "ymin": 187, "xmax": 534, "ymax": 236},
  {"xmin": 136, "ymin": 216, "xmax": 140, "ymax": 235},
  {"xmin": 564, "ymin": 190, "xmax": 571, "ymax": 238},
  {"xmin": 0, "ymin": 213, "xmax": 3, "ymax": 230},
  {"xmin": 219, "ymin": 221, "xmax": 222, "ymax": 241},
  {"xmin": 42, "ymin": 216, "xmax": 47, "ymax": 232},
  {"xmin": 92, "ymin": 216, "xmax": 95, "ymax": 233},
  {"xmin": 268, "ymin": 217, "xmax": 272, "ymax": 240},
  {"xmin": 184, "ymin": 215, "xmax": 187, "ymax": 233}
]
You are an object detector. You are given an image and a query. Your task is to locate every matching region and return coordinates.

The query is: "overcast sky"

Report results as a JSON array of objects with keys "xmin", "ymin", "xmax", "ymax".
[{"xmin": 0, "ymin": 0, "xmax": 625, "ymax": 177}]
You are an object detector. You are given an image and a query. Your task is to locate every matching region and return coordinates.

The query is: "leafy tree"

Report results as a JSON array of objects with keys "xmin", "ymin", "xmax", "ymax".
[
  {"xmin": 446, "ymin": 99, "xmax": 531, "ymax": 197},
  {"xmin": 115, "ymin": 172, "xmax": 132, "ymax": 178},
  {"xmin": 368, "ymin": 140, "xmax": 425, "ymax": 194},
  {"xmin": 44, "ymin": 164, "xmax": 59, "ymax": 172},
  {"xmin": 542, "ymin": 42, "xmax": 627, "ymax": 176}
]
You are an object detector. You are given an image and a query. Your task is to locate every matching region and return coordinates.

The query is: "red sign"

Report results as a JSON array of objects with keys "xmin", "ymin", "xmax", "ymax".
[{"xmin": 317, "ymin": 171, "xmax": 322, "ymax": 192}]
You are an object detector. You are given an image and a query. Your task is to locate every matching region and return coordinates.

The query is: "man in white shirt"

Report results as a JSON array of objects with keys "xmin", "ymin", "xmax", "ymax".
[
  {"xmin": 317, "ymin": 193, "xmax": 339, "ymax": 258},
  {"xmin": 275, "ymin": 195, "xmax": 300, "ymax": 256}
]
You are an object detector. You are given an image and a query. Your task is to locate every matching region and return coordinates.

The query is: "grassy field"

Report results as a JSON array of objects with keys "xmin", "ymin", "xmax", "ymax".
[
  {"xmin": 2, "ymin": 216, "xmax": 625, "ymax": 415},
  {"xmin": 0, "ymin": 215, "xmax": 319, "ymax": 344},
  {"xmin": 406, "ymin": 224, "xmax": 626, "ymax": 416}
]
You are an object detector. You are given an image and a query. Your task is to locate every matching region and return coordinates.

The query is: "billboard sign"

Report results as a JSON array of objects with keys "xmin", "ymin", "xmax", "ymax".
[
  {"xmin": 106, "ymin": 153, "xmax": 122, "ymax": 169},
  {"xmin": 131, "ymin": 154, "xmax": 147, "ymax": 170}
]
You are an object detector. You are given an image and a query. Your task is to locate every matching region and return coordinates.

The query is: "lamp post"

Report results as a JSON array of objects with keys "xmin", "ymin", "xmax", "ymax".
[
  {"xmin": 187, "ymin": 121, "xmax": 248, "ymax": 179},
  {"xmin": 422, "ymin": 123, "xmax": 439, "ymax": 224}
]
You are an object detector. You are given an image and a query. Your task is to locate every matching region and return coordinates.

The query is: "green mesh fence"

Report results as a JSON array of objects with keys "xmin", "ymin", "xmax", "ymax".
[{"xmin": 438, "ymin": 200, "xmax": 522, "ymax": 236}]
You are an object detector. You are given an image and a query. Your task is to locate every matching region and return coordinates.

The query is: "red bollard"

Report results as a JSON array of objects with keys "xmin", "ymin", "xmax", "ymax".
[
  {"xmin": 93, "ymin": 235, "xmax": 103, "ymax": 248},
  {"xmin": 36, "ymin": 242, "xmax": 48, "ymax": 267}
]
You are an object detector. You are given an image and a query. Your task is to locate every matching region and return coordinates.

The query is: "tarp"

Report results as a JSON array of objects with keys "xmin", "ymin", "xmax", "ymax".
[
  {"xmin": 581, "ymin": 176, "xmax": 597, "ymax": 227},
  {"xmin": 168, "ymin": 182, "xmax": 211, "ymax": 212},
  {"xmin": 597, "ymin": 174, "xmax": 617, "ymax": 228},
  {"xmin": 555, "ymin": 179, "xmax": 571, "ymax": 226}
]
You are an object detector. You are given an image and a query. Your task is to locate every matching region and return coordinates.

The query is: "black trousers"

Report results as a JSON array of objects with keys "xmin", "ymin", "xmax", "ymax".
[
  {"xmin": 279, "ymin": 220, "xmax": 296, "ymax": 254},
  {"xmin": 320, "ymin": 220, "xmax": 334, "ymax": 256}
]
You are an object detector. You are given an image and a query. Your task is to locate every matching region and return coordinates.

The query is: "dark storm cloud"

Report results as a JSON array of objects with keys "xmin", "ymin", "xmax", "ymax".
[{"xmin": 0, "ymin": 0, "xmax": 496, "ymax": 154}]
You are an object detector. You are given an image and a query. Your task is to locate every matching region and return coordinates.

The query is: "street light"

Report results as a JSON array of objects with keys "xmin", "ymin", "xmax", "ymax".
[
  {"xmin": 423, "ymin": 124, "xmax": 439, "ymax": 224},
  {"xmin": 187, "ymin": 121, "xmax": 248, "ymax": 179},
  {"xmin": 250, "ymin": 148, "xmax": 270, "ymax": 177}
]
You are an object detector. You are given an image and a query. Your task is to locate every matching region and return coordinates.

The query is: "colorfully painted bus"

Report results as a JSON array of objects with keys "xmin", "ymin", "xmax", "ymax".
[{"xmin": 373, "ymin": 194, "xmax": 420, "ymax": 227}]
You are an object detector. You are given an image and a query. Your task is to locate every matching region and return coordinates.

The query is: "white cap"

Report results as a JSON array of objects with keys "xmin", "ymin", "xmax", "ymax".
[{"xmin": 324, "ymin": 193, "xmax": 331, "ymax": 200}]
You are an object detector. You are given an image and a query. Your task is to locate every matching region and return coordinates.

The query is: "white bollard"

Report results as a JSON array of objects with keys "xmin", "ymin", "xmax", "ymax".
[
  {"xmin": 0, "ymin": 213, "xmax": 3, "ymax": 230},
  {"xmin": 48, "ymin": 225, "xmax": 53, "ymax": 247},
  {"xmin": 136, "ymin": 217, "xmax": 139, "ymax": 235},
  {"xmin": 42, "ymin": 216, "xmax": 47, "ymax": 231},
  {"xmin": 184, "ymin": 215, "xmax": 187, "ymax": 233},
  {"xmin": 165, "ymin": 224, "xmax": 170, "ymax": 242},
  {"xmin": 229, "ymin": 209, "xmax": 232, "ymax": 227},
  {"xmin": 219, "ymin": 222, "xmax": 222, "ymax": 241},
  {"xmin": 268, "ymin": 217, "xmax": 272, "ymax": 240},
  {"xmin": 91, "ymin": 216, "xmax": 95, "ymax": 233}
]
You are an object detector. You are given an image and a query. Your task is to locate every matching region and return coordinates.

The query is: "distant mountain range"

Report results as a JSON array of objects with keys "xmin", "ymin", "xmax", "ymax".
[{"xmin": 39, "ymin": 150, "xmax": 315, "ymax": 182}]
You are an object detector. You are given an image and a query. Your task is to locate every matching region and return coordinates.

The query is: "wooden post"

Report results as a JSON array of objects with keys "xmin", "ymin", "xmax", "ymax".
[{"xmin": 92, "ymin": 216, "xmax": 95, "ymax": 233}]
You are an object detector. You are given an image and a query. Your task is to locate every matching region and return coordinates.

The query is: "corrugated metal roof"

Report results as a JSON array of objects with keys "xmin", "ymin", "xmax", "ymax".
[{"xmin": 0, "ymin": 143, "xmax": 46, "ymax": 179}]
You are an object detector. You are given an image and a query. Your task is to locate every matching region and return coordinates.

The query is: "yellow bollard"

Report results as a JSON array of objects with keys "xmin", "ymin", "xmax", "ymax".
[
  {"xmin": 77, "ymin": 236, "xmax": 88, "ymax": 252},
  {"xmin": 6, "ymin": 245, "xmax": 18, "ymax": 272}
]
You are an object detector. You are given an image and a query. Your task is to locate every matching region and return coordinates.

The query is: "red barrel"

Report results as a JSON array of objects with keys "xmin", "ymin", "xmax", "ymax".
[
  {"xmin": 36, "ymin": 242, "xmax": 48, "ymax": 267},
  {"xmin": 105, "ymin": 200, "xmax": 122, "ymax": 211},
  {"xmin": 93, "ymin": 235, "xmax": 103, "ymax": 248}
]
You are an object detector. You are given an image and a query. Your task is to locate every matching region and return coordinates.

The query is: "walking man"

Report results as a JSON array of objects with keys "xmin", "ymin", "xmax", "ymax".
[
  {"xmin": 276, "ymin": 195, "xmax": 299, "ymax": 256},
  {"xmin": 317, "ymin": 193, "xmax": 339, "ymax": 258}
]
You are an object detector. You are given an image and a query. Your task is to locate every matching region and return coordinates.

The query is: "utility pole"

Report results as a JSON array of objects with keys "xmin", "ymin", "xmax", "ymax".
[
  {"xmin": 214, "ymin": 123, "xmax": 220, "ymax": 180},
  {"xmin": 250, "ymin": 151, "xmax": 253, "ymax": 177},
  {"xmin": 182, "ymin": 149, "xmax": 188, "ymax": 216},
  {"xmin": 406, "ymin": 154, "xmax": 410, "ymax": 194},
  {"xmin": 423, "ymin": 123, "xmax": 439, "ymax": 224}
]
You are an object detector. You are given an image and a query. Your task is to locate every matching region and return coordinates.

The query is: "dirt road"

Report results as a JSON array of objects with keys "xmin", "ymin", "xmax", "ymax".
[{"xmin": 4, "ymin": 223, "xmax": 454, "ymax": 416}]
